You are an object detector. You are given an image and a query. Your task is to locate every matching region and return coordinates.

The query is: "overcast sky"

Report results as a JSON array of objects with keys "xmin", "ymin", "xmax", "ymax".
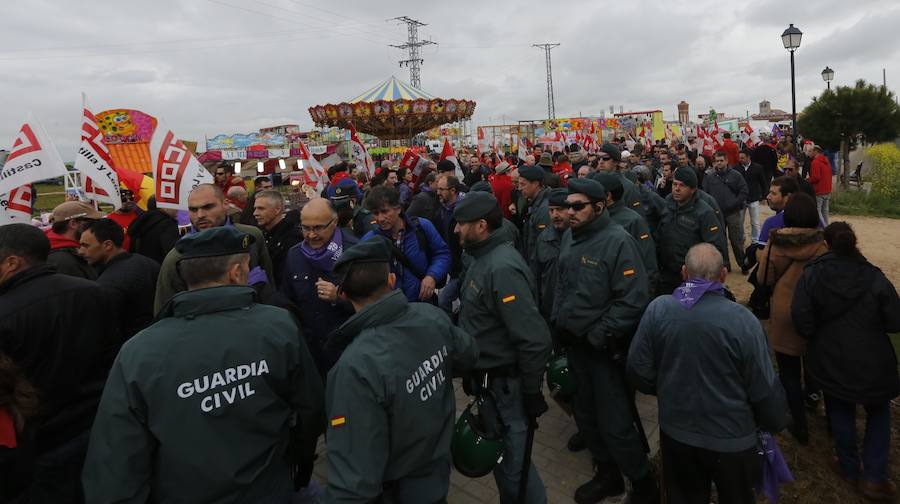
[{"xmin": 0, "ymin": 0, "xmax": 897, "ymax": 159}]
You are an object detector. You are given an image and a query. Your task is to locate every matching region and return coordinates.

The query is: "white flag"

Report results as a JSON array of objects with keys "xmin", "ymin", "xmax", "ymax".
[
  {"xmin": 347, "ymin": 123, "xmax": 374, "ymax": 177},
  {"xmin": 297, "ymin": 142, "xmax": 327, "ymax": 194},
  {"xmin": 149, "ymin": 121, "xmax": 214, "ymax": 210},
  {"xmin": 0, "ymin": 113, "xmax": 69, "ymax": 196},
  {"xmin": 75, "ymin": 94, "xmax": 122, "ymax": 209},
  {"xmin": 0, "ymin": 184, "xmax": 33, "ymax": 225},
  {"xmin": 518, "ymin": 137, "xmax": 529, "ymax": 162}
]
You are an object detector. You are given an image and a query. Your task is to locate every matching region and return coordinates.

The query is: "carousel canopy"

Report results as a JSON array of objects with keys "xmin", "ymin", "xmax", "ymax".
[{"xmin": 309, "ymin": 76, "xmax": 476, "ymax": 141}]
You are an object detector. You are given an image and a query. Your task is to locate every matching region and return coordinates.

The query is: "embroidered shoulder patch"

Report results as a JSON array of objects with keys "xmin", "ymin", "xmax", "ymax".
[
  {"xmin": 623, "ymin": 268, "xmax": 636, "ymax": 277},
  {"xmin": 502, "ymin": 295, "xmax": 516, "ymax": 304},
  {"xmin": 331, "ymin": 416, "xmax": 346, "ymax": 427}
]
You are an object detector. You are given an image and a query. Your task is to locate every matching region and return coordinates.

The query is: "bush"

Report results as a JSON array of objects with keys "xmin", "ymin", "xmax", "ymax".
[
  {"xmin": 866, "ymin": 143, "xmax": 900, "ymax": 200},
  {"xmin": 832, "ymin": 188, "xmax": 900, "ymax": 218}
]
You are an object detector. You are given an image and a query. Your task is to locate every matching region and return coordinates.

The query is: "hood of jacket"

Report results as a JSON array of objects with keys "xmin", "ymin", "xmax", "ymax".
[
  {"xmin": 805, "ymin": 251, "xmax": 878, "ymax": 310},
  {"xmin": 769, "ymin": 227, "xmax": 825, "ymax": 261},
  {"xmin": 44, "ymin": 229, "xmax": 80, "ymax": 250}
]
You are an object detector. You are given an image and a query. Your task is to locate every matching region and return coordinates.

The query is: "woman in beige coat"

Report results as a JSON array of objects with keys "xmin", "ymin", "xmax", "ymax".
[{"xmin": 757, "ymin": 193, "xmax": 827, "ymax": 445}]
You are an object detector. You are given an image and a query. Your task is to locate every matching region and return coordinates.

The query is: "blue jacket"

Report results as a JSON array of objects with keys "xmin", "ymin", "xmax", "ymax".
[
  {"xmin": 280, "ymin": 228, "xmax": 359, "ymax": 374},
  {"xmin": 363, "ymin": 216, "xmax": 451, "ymax": 302}
]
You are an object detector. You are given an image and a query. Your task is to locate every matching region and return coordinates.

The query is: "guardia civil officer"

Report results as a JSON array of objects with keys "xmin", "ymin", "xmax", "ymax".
[
  {"xmin": 534, "ymin": 188, "xmax": 569, "ymax": 326},
  {"xmin": 322, "ymin": 237, "xmax": 478, "ymax": 502},
  {"xmin": 83, "ymin": 226, "xmax": 325, "ymax": 503},
  {"xmin": 517, "ymin": 164, "xmax": 551, "ymax": 275},
  {"xmin": 592, "ymin": 172, "xmax": 660, "ymax": 295},
  {"xmin": 656, "ymin": 168, "xmax": 725, "ymax": 295},
  {"xmin": 551, "ymin": 178, "xmax": 658, "ymax": 504},
  {"xmin": 454, "ymin": 192, "xmax": 552, "ymax": 503}
]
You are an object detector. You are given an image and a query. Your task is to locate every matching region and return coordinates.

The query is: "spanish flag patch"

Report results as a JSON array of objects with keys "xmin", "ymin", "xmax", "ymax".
[
  {"xmin": 331, "ymin": 416, "xmax": 346, "ymax": 428},
  {"xmin": 623, "ymin": 268, "xmax": 636, "ymax": 277},
  {"xmin": 710, "ymin": 226, "xmax": 719, "ymax": 232},
  {"xmin": 537, "ymin": 224, "xmax": 546, "ymax": 229},
  {"xmin": 502, "ymin": 295, "xmax": 516, "ymax": 304},
  {"xmin": 640, "ymin": 233, "xmax": 649, "ymax": 240}
]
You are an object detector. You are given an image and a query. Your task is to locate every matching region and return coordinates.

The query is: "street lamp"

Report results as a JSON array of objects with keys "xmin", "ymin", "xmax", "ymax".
[
  {"xmin": 822, "ymin": 66, "xmax": 834, "ymax": 90},
  {"xmin": 782, "ymin": 23, "xmax": 802, "ymax": 148}
]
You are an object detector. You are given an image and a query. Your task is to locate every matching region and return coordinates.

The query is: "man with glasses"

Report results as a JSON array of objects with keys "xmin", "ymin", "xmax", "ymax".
[
  {"xmin": 105, "ymin": 188, "xmax": 141, "ymax": 251},
  {"xmin": 281, "ymin": 198, "xmax": 359, "ymax": 378},
  {"xmin": 45, "ymin": 201, "xmax": 104, "ymax": 279},
  {"xmin": 552, "ymin": 178, "xmax": 658, "ymax": 504},
  {"xmin": 435, "ymin": 175, "xmax": 465, "ymax": 314},
  {"xmin": 213, "ymin": 165, "xmax": 246, "ymax": 194},
  {"xmin": 783, "ymin": 158, "xmax": 816, "ymax": 199}
]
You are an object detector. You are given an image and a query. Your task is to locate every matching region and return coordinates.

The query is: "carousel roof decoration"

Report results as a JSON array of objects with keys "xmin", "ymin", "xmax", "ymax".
[{"xmin": 309, "ymin": 76, "xmax": 476, "ymax": 140}]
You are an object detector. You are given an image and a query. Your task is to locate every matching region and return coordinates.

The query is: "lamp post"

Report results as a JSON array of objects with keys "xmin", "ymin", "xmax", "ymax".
[
  {"xmin": 822, "ymin": 66, "xmax": 834, "ymax": 90},
  {"xmin": 782, "ymin": 23, "xmax": 802, "ymax": 149}
]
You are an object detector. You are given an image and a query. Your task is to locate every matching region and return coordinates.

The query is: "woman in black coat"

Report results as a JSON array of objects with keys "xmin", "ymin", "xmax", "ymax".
[{"xmin": 792, "ymin": 222, "xmax": 900, "ymax": 500}]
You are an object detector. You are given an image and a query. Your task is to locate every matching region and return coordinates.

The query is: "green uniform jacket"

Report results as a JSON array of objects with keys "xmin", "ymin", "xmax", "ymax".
[
  {"xmin": 153, "ymin": 223, "xmax": 274, "ymax": 314},
  {"xmin": 695, "ymin": 189, "xmax": 730, "ymax": 259},
  {"xmin": 535, "ymin": 225, "xmax": 563, "ymax": 320},
  {"xmin": 552, "ymin": 212, "xmax": 650, "ymax": 349},
  {"xmin": 608, "ymin": 200, "xmax": 659, "ymax": 294},
  {"xmin": 656, "ymin": 194, "xmax": 723, "ymax": 276},
  {"xmin": 83, "ymin": 286, "xmax": 325, "ymax": 504},
  {"xmin": 621, "ymin": 173, "xmax": 643, "ymax": 213},
  {"xmin": 323, "ymin": 290, "xmax": 477, "ymax": 503},
  {"xmin": 459, "ymin": 230, "xmax": 552, "ymax": 394},
  {"xmin": 637, "ymin": 183, "xmax": 666, "ymax": 233},
  {"xmin": 519, "ymin": 187, "xmax": 551, "ymax": 277}
]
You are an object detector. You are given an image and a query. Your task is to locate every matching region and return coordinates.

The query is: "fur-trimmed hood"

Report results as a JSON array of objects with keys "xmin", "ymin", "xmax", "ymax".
[{"xmin": 769, "ymin": 227, "xmax": 825, "ymax": 260}]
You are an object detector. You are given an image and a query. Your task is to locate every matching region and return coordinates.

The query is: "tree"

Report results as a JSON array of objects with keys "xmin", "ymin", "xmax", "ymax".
[{"xmin": 798, "ymin": 79, "xmax": 900, "ymax": 189}]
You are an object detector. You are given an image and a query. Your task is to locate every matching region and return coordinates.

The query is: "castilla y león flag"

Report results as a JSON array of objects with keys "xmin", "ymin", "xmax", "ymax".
[
  {"xmin": 75, "ymin": 93, "xmax": 122, "ymax": 209},
  {"xmin": 399, "ymin": 148, "xmax": 429, "ymax": 177},
  {"xmin": 149, "ymin": 122, "xmax": 213, "ymax": 210},
  {"xmin": 439, "ymin": 138, "xmax": 463, "ymax": 180},
  {"xmin": 0, "ymin": 113, "xmax": 69, "ymax": 196}
]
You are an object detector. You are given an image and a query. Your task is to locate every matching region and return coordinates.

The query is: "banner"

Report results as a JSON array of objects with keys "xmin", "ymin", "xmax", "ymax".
[
  {"xmin": 347, "ymin": 123, "xmax": 374, "ymax": 177},
  {"xmin": 0, "ymin": 113, "xmax": 69, "ymax": 196},
  {"xmin": 399, "ymin": 148, "xmax": 429, "ymax": 177},
  {"xmin": 222, "ymin": 149, "xmax": 246, "ymax": 161},
  {"xmin": 0, "ymin": 184, "xmax": 33, "ymax": 225},
  {"xmin": 150, "ymin": 122, "xmax": 214, "ymax": 210},
  {"xmin": 75, "ymin": 94, "xmax": 122, "ymax": 209},
  {"xmin": 439, "ymin": 138, "xmax": 464, "ymax": 180},
  {"xmin": 296, "ymin": 142, "xmax": 327, "ymax": 194}
]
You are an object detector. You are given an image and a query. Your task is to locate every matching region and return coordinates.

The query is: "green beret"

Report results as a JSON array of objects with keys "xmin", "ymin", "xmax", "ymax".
[
  {"xmin": 600, "ymin": 143, "xmax": 621, "ymax": 162},
  {"xmin": 469, "ymin": 181, "xmax": 493, "ymax": 193},
  {"xmin": 334, "ymin": 236, "xmax": 392, "ymax": 273},
  {"xmin": 176, "ymin": 227, "xmax": 255, "ymax": 259},
  {"xmin": 590, "ymin": 172, "xmax": 623, "ymax": 195},
  {"xmin": 538, "ymin": 152, "xmax": 554, "ymax": 167},
  {"xmin": 673, "ymin": 167, "xmax": 698, "ymax": 189},
  {"xmin": 453, "ymin": 192, "xmax": 498, "ymax": 223},
  {"xmin": 518, "ymin": 165, "xmax": 545, "ymax": 182},
  {"xmin": 548, "ymin": 188, "xmax": 568, "ymax": 207},
  {"xmin": 567, "ymin": 178, "xmax": 607, "ymax": 202}
]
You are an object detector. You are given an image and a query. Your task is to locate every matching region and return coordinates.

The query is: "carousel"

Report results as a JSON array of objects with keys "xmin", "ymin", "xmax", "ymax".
[{"xmin": 308, "ymin": 76, "xmax": 476, "ymax": 140}]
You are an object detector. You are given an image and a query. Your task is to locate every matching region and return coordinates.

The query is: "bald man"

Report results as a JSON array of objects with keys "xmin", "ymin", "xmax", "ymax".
[
  {"xmin": 154, "ymin": 184, "xmax": 274, "ymax": 313},
  {"xmin": 280, "ymin": 198, "xmax": 360, "ymax": 377}
]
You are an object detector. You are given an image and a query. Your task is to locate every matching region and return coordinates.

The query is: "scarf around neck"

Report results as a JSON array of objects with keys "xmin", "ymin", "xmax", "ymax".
[
  {"xmin": 672, "ymin": 278, "xmax": 725, "ymax": 309},
  {"xmin": 300, "ymin": 229, "xmax": 344, "ymax": 271}
]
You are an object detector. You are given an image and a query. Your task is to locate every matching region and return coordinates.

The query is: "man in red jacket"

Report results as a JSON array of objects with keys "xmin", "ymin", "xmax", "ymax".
[
  {"xmin": 489, "ymin": 161, "xmax": 514, "ymax": 219},
  {"xmin": 721, "ymin": 132, "xmax": 740, "ymax": 167},
  {"xmin": 807, "ymin": 144, "xmax": 833, "ymax": 225}
]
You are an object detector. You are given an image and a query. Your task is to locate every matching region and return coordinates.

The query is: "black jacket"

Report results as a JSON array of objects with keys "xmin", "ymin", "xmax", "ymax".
[
  {"xmin": 0, "ymin": 266, "xmax": 116, "ymax": 453},
  {"xmin": 97, "ymin": 252, "xmax": 160, "ymax": 341},
  {"xmin": 262, "ymin": 210, "xmax": 302, "ymax": 289},
  {"xmin": 734, "ymin": 161, "xmax": 768, "ymax": 202},
  {"xmin": 702, "ymin": 167, "xmax": 748, "ymax": 215},
  {"xmin": 792, "ymin": 252, "xmax": 900, "ymax": 404},
  {"xmin": 406, "ymin": 190, "xmax": 440, "ymax": 225},
  {"xmin": 750, "ymin": 144, "xmax": 778, "ymax": 183},
  {"xmin": 128, "ymin": 209, "xmax": 179, "ymax": 264},
  {"xmin": 47, "ymin": 247, "xmax": 96, "ymax": 280}
]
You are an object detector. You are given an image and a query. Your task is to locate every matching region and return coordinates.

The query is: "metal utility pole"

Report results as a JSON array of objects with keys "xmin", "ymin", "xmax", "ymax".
[
  {"xmin": 388, "ymin": 16, "xmax": 436, "ymax": 89},
  {"xmin": 533, "ymin": 43, "xmax": 560, "ymax": 120}
]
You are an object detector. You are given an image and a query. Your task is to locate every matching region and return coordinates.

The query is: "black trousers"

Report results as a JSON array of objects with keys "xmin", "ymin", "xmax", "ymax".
[
  {"xmin": 661, "ymin": 431, "xmax": 761, "ymax": 504},
  {"xmin": 775, "ymin": 353, "xmax": 813, "ymax": 432}
]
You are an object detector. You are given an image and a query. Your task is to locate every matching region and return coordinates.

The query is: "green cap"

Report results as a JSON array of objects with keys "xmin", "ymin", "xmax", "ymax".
[
  {"xmin": 334, "ymin": 236, "xmax": 392, "ymax": 273},
  {"xmin": 567, "ymin": 178, "xmax": 607, "ymax": 202},
  {"xmin": 175, "ymin": 227, "xmax": 255, "ymax": 259},
  {"xmin": 469, "ymin": 181, "xmax": 493, "ymax": 193},
  {"xmin": 453, "ymin": 192, "xmax": 498, "ymax": 223},
  {"xmin": 518, "ymin": 164, "xmax": 545, "ymax": 182},
  {"xmin": 547, "ymin": 188, "xmax": 568, "ymax": 207},
  {"xmin": 590, "ymin": 172, "xmax": 623, "ymax": 195},
  {"xmin": 673, "ymin": 167, "xmax": 698, "ymax": 189}
]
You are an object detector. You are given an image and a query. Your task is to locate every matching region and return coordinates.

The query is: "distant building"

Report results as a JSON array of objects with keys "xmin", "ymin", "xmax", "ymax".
[
  {"xmin": 751, "ymin": 100, "xmax": 792, "ymax": 121},
  {"xmin": 677, "ymin": 101, "xmax": 690, "ymax": 124}
]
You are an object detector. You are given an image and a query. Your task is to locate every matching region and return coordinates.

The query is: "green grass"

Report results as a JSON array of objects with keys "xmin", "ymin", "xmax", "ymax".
[
  {"xmin": 32, "ymin": 183, "xmax": 68, "ymax": 214},
  {"xmin": 831, "ymin": 188, "xmax": 900, "ymax": 219}
]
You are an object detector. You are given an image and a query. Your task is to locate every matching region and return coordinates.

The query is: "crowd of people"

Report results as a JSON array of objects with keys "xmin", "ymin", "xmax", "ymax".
[{"xmin": 0, "ymin": 130, "xmax": 897, "ymax": 504}]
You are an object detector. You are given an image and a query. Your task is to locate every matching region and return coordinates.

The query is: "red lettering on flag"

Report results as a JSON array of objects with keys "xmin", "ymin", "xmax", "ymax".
[
  {"xmin": 155, "ymin": 131, "xmax": 189, "ymax": 205},
  {"xmin": 7, "ymin": 124, "xmax": 41, "ymax": 163}
]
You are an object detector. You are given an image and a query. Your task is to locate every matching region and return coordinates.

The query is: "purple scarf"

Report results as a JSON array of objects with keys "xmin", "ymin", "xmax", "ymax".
[
  {"xmin": 672, "ymin": 278, "xmax": 725, "ymax": 310},
  {"xmin": 755, "ymin": 431, "xmax": 794, "ymax": 503},
  {"xmin": 300, "ymin": 230, "xmax": 344, "ymax": 271}
]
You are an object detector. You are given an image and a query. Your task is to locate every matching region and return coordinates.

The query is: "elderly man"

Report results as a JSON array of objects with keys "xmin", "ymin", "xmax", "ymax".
[
  {"xmin": 628, "ymin": 244, "xmax": 788, "ymax": 504},
  {"xmin": 84, "ymin": 226, "xmax": 325, "ymax": 503},
  {"xmin": 281, "ymin": 198, "xmax": 359, "ymax": 377},
  {"xmin": 226, "ymin": 185, "xmax": 249, "ymax": 222},
  {"xmin": 154, "ymin": 183, "xmax": 273, "ymax": 313},
  {"xmin": 253, "ymin": 190, "xmax": 301, "ymax": 288}
]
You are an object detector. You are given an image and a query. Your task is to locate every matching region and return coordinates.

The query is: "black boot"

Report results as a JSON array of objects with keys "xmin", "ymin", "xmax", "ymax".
[
  {"xmin": 567, "ymin": 431, "xmax": 587, "ymax": 452},
  {"xmin": 574, "ymin": 466, "xmax": 625, "ymax": 504},
  {"xmin": 624, "ymin": 472, "xmax": 660, "ymax": 504}
]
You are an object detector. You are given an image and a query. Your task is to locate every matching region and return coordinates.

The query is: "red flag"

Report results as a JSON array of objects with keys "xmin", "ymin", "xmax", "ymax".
[
  {"xmin": 399, "ymin": 148, "xmax": 430, "ymax": 176},
  {"xmin": 439, "ymin": 138, "xmax": 463, "ymax": 180},
  {"xmin": 347, "ymin": 122, "xmax": 374, "ymax": 177}
]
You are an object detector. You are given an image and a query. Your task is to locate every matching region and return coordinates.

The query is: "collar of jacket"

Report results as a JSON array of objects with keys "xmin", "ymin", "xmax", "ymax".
[
  {"xmin": 608, "ymin": 198, "xmax": 626, "ymax": 213},
  {"xmin": 328, "ymin": 289, "xmax": 408, "ymax": 348},
  {"xmin": 264, "ymin": 210, "xmax": 300, "ymax": 240},
  {"xmin": 99, "ymin": 251, "xmax": 132, "ymax": 273},
  {"xmin": 162, "ymin": 285, "xmax": 257, "ymax": 319},
  {"xmin": 572, "ymin": 210, "xmax": 613, "ymax": 241},
  {"xmin": 667, "ymin": 193, "xmax": 698, "ymax": 212},
  {"xmin": 463, "ymin": 227, "xmax": 511, "ymax": 258},
  {"xmin": 529, "ymin": 187, "xmax": 549, "ymax": 208},
  {"xmin": 0, "ymin": 264, "xmax": 55, "ymax": 296},
  {"xmin": 538, "ymin": 225, "xmax": 564, "ymax": 243}
]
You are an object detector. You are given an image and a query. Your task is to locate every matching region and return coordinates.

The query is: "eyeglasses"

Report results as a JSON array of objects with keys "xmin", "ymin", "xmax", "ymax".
[
  {"xmin": 566, "ymin": 201, "xmax": 592, "ymax": 211},
  {"xmin": 301, "ymin": 218, "xmax": 335, "ymax": 234},
  {"xmin": 599, "ymin": 156, "xmax": 611, "ymax": 161}
]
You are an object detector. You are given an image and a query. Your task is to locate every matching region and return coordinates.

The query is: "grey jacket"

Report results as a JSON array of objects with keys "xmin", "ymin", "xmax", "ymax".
[
  {"xmin": 702, "ymin": 167, "xmax": 748, "ymax": 215},
  {"xmin": 627, "ymin": 292, "xmax": 788, "ymax": 452}
]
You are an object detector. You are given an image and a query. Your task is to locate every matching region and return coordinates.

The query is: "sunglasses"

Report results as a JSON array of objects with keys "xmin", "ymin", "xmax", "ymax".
[
  {"xmin": 565, "ymin": 201, "xmax": 593, "ymax": 211},
  {"xmin": 215, "ymin": 172, "xmax": 226, "ymax": 176},
  {"xmin": 599, "ymin": 156, "xmax": 612, "ymax": 161}
]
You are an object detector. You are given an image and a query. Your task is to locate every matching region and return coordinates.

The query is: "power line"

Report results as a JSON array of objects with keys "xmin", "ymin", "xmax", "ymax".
[
  {"xmin": 533, "ymin": 43, "xmax": 560, "ymax": 120},
  {"xmin": 388, "ymin": 16, "xmax": 436, "ymax": 89}
]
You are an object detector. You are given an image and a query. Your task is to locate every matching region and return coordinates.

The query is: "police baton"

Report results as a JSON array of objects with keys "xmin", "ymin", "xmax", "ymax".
[{"xmin": 518, "ymin": 417, "xmax": 537, "ymax": 504}]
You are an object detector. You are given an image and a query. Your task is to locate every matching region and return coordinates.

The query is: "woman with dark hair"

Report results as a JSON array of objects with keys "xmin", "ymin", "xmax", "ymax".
[
  {"xmin": 756, "ymin": 192, "xmax": 827, "ymax": 445},
  {"xmin": 792, "ymin": 222, "xmax": 900, "ymax": 500},
  {"xmin": 0, "ymin": 353, "xmax": 40, "ymax": 501}
]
